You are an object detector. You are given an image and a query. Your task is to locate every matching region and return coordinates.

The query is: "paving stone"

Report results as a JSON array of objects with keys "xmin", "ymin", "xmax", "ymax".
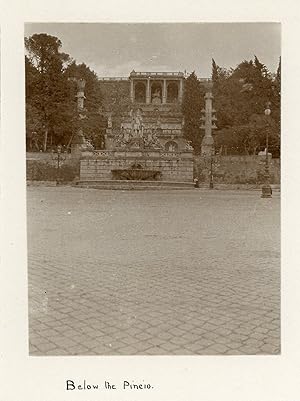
[
  {"xmin": 224, "ymin": 349, "xmax": 242, "ymax": 355},
  {"xmin": 259, "ymin": 343, "xmax": 280, "ymax": 354},
  {"xmin": 213, "ymin": 327, "xmax": 233, "ymax": 336},
  {"xmin": 144, "ymin": 346, "xmax": 164, "ymax": 355},
  {"xmin": 159, "ymin": 342, "xmax": 181, "ymax": 352},
  {"xmin": 135, "ymin": 332, "xmax": 153, "ymax": 341},
  {"xmin": 148, "ymin": 337, "xmax": 166, "ymax": 346},
  {"xmin": 90, "ymin": 344, "xmax": 112, "ymax": 354},
  {"xmin": 43, "ymin": 348, "xmax": 70, "ymax": 356},
  {"xmin": 170, "ymin": 336, "xmax": 190, "ymax": 345},
  {"xmin": 203, "ymin": 343, "xmax": 229, "ymax": 354},
  {"xmin": 264, "ymin": 336, "xmax": 280, "ymax": 346},
  {"xmin": 27, "ymin": 188, "xmax": 280, "ymax": 356},
  {"xmin": 35, "ymin": 342, "xmax": 57, "ymax": 353},
  {"xmin": 68, "ymin": 345, "xmax": 91, "ymax": 355},
  {"xmin": 243, "ymin": 338, "xmax": 265, "ymax": 348},
  {"xmin": 50, "ymin": 336, "xmax": 78, "ymax": 348},
  {"xmin": 117, "ymin": 345, "xmax": 141, "ymax": 354},
  {"xmin": 80, "ymin": 338, "xmax": 105, "ymax": 349},
  {"xmin": 268, "ymin": 329, "xmax": 280, "ymax": 338},
  {"xmin": 237, "ymin": 345, "xmax": 259, "ymax": 354},
  {"xmin": 172, "ymin": 348, "xmax": 194, "ymax": 355},
  {"xmin": 249, "ymin": 332, "xmax": 267, "ymax": 341}
]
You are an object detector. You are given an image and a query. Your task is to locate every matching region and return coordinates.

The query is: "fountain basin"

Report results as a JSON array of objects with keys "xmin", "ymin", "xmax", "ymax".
[{"xmin": 111, "ymin": 168, "xmax": 162, "ymax": 181}]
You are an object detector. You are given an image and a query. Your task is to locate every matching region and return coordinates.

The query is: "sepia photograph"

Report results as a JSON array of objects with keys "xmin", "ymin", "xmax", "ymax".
[{"xmin": 25, "ymin": 22, "xmax": 281, "ymax": 356}]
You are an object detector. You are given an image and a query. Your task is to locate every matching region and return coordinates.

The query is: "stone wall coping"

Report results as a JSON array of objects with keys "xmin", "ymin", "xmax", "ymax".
[
  {"xmin": 194, "ymin": 155, "xmax": 281, "ymax": 161},
  {"xmin": 130, "ymin": 71, "xmax": 184, "ymax": 78},
  {"xmin": 81, "ymin": 150, "xmax": 193, "ymax": 159},
  {"xmin": 26, "ymin": 152, "xmax": 73, "ymax": 161}
]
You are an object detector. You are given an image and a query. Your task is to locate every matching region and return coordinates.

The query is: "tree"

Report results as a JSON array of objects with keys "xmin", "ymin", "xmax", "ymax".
[
  {"xmin": 212, "ymin": 59, "xmax": 219, "ymax": 84},
  {"xmin": 25, "ymin": 34, "xmax": 106, "ymax": 151},
  {"xmin": 65, "ymin": 61, "xmax": 103, "ymax": 112},
  {"xmin": 64, "ymin": 62, "xmax": 106, "ymax": 148},
  {"xmin": 25, "ymin": 33, "xmax": 72, "ymax": 150},
  {"xmin": 212, "ymin": 58, "xmax": 230, "ymax": 85},
  {"xmin": 182, "ymin": 72, "xmax": 205, "ymax": 154},
  {"xmin": 212, "ymin": 56, "xmax": 280, "ymax": 156},
  {"xmin": 270, "ymin": 57, "xmax": 281, "ymax": 157}
]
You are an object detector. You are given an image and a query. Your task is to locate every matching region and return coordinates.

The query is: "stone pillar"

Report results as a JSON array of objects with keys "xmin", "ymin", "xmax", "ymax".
[
  {"xmin": 201, "ymin": 91, "xmax": 216, "ymax": 156},
  {"xmin": 146, "ymin": 78, "xmax": 151, "ymax": 104},
  {"xmin": 179, "ymin": 78, "xmax": 183, "ymax": 103},
  {"xmin": 162, "ymin": 79, "xmax": 167, "ymax": 104},
  {"xmin": 130, "ymin": 79, "xmax": 134, "ymax": 102},
  {"xmin": 72, "ymin": 78, "xmax": 86, "ymax": 159},
  {"xmin": 71, "ymin": 129, "xmax": 85, "ymax": 159},
  {"xmin": 76, "ymin": 79, "xmax": 86, "ymax": 111}
]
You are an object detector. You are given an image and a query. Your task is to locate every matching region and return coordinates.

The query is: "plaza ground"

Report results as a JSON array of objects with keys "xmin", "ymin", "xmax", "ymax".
[{"xmin": 27, "ymin": 187, "xmax": 280, "ymax": 355}]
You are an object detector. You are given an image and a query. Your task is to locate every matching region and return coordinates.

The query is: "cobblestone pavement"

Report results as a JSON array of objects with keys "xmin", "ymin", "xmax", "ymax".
[{"xmin": 27, "ymin": 187, "xmax": 280, "ymax": 356}]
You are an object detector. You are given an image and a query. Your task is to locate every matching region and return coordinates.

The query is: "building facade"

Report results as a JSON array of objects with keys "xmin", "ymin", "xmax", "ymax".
[{"xmin": 99, "ymin": 71, "xmax": 189, "ymax": 153}]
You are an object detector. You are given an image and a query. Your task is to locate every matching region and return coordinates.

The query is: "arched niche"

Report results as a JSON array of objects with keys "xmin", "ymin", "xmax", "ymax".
[
  {"xmin": 165, "ymin": 141, "xmax": 178, "ymax": 152},
  {"xmin": 151, "ymin": 82, "xmax": 162, "ymax": 104},
  {"xmin": 167, "ymin": 82, "xmax": 179, "ymax": 103},
  {"xmin": 135, "ymin": 82, "xmax": 146, "ymax": 103}
]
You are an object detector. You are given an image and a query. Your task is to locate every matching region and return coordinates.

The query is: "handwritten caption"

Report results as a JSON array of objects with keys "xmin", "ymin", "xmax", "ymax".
[{"xmin": 66, "ymin": 379, "xmax": 154, "ymax": 391}]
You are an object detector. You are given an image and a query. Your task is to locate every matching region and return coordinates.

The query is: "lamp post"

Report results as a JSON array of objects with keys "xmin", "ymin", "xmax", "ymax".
[
  {"xmin": 52, "ymin": 145, "xmax": 66, "ymax": 184},
  {"xmin": 261, "ymin": 102, "xmax": 272, "ymax": 198}
]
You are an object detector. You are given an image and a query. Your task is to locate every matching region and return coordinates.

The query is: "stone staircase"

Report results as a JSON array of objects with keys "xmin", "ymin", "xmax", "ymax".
[{"xmin": 74, "ymin": 179, "xmax": 195, "ymax": 190}]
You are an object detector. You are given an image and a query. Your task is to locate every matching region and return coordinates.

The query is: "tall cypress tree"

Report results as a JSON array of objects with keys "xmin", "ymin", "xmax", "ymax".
[
  {"xmin": 182, "ymin": 72, "xmax": 205, "ymax": 154},
  {"xmin": 212, "ymin": 58, "xmax": 219, "ymax": 84}
]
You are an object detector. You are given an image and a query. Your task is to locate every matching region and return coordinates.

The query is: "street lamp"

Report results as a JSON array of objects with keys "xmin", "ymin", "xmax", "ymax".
[
  {"xmin": 52, "ymin": 145, "xmax": 66, "ymax": 184},
  {"xmin": 261, "ymin": 101, "xmax": 272, "ymax": 198}
]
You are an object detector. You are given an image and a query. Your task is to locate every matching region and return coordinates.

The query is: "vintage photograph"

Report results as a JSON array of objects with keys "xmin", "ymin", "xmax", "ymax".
[{"xmin": 25, "ymin": 22, "xmax": 280, "ymax": 356}]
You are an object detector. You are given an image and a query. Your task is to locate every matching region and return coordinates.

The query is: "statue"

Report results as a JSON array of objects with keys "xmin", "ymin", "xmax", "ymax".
[
  {"xmin": 130, "ymin": 108, "xmax": 143, "ymax": 138},
  {"xmin": 185, "ymin": 141, "xmax": 194, "ymax": 151},
  {"xmin": 77, "ymin": 78, "xmax": 86, "ymax": 91},
  {"xmin": 152, "ymin": 88, "xmax": 161, "ymax": 104},
  {"xmin": 144, "ymin": 127, "xmax": 162, "ymax": 149},
  {"xmin": 107, "ymin": 114, "xmax": 113, "ymax": 128},
  {"xmin": 76, "ymin": 79, "xmax": 86, "ymax": 111}
]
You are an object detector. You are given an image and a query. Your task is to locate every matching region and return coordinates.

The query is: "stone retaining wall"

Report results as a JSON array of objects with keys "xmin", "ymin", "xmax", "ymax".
[
  {"xmin": 26, "ymin": 152, "xmax": 79, "ymax": 181},
  {"xmin": 80, "ymin": 150, "xmax": 194, "ymax": 182},
  {"xmin": 194, "ymin": 155, "xmax": 280, "ymax": 185},
  {"xmin": 26, "ymin": 152, "xmax": 280, "ymax": 185}
]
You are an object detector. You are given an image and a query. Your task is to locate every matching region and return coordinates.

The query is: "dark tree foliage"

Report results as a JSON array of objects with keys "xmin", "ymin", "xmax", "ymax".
[
  {"xmin": 64, "ymin": 62, "xmax": 106, "ymax": 147},
  {"xmin": 25, "ymin": 34, "xmax": 73, "ymax": 150},
  {"xmin": 182, "ymin": 72, "xmax": 205, "ymax": 154},
  {"xmin": 212, "ymin": 56, "xmax": 281, "ymax": 156},
  {"xmin": 25, "ymin": 33, "xmax": 105, "ymax": 151}
]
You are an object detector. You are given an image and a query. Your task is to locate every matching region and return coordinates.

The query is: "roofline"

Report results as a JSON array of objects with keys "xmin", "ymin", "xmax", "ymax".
[{"xmin": 98, "ymin": 75, "xmax": 211, "ymax": 82}]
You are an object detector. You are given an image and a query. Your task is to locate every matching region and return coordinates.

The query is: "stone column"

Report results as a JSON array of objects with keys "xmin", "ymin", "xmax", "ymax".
[
  {"xmin": 178, "ymin": 78, "xmax": 183, "ymax": 103},
  {"xmin": 76, "ymin": 78, "xmax": 86, "ymax": 111},
  {"xmin": 201, "ymin": 91, "xmax": 216, "ymax": 156},
  {"xmin": 130, "ymin": 79, "xmax": 134, "ymax": 102},
  {"xmin": 146, "ymin": 78, "xmax": 151, "ymax": 104},
  {"xmin": 162, "ymin": 79, "xmax": 167, "ymax": 104},
  {"xmin": 71, "ymin": 78, "xmax": 86, "ymax": 159}
]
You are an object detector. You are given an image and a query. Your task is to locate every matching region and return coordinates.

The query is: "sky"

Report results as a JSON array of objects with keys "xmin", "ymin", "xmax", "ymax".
[{"xmin": 24, "ymin": 23, "xmax": 281, "ymax": 78}]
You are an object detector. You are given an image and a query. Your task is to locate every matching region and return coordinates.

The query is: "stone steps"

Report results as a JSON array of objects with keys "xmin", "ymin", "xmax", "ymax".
[{"xmin": 74, "ymin": 179, "xmax": 195, "ymax": 190}]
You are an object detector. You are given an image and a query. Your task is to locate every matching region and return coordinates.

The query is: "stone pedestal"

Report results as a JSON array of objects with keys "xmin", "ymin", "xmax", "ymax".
[
  {"xmin": 71, "ymin": 129, "xmax": 86, "ymax": 159},
  {"xmin": 201, "ymin": 135, "xmax": 214, "ymax": 156}
]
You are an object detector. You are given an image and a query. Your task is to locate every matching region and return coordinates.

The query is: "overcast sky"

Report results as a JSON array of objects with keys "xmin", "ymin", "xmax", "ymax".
[{"xmin": 25, "ymin": 23, "xmax": 281, "ymax": 78}]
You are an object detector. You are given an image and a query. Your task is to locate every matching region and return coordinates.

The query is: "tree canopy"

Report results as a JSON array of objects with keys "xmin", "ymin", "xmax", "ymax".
[
  {"xmin": 25, "ymin": 34, "xmax": 281, "ymax": 157},
  {"xmin": 25, "ymin": 33, "xmax": 105, "ymax": 151},
  {"xmin": 212, "ymin": 56, "xmax": 281, "ymax": 156}
]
